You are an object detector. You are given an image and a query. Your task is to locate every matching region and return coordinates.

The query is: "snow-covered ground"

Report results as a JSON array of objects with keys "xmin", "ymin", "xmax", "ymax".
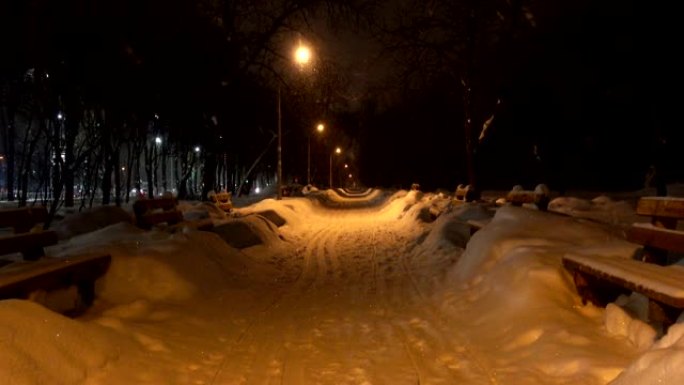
[{"xmin": 1, "ymin": 189, "xmax": 683, "ymax": 384}]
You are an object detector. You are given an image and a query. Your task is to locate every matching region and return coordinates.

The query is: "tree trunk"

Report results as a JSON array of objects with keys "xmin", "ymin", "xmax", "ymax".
[
  {"xmin": 101, "ymin": 130, "xmax": 113, "ymax": 205},
  {"xmin": 463, "ymin": 1, "xmax": 477, "ymax": 190},
  {"xmin": 1, "ymin": 103, "xmax": 16, "ymax": 201},
  {"xmin": 63, "ymin": 116, "xmax": 78, "ymax": 207},
  {"xmin": 114, "ymin": 150, "xmax": 121, "ymax": 206},
  {"xmin": 236, "ymin": 134, "xmax": 276, "ymax": 197}
]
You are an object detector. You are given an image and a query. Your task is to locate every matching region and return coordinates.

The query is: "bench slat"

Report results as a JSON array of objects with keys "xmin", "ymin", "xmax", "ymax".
[
  {"xmin": 636, "ymin": 197, "xmax": 684, "ymax": 219},
  {"xmin": 628, "ymin": 224, "xmax": 684, "ymax": 254},
  {"xmin": 0, "ymin": 207, "xmax": 48, "ymax": 233},
  {"xmin": 562, "ymin": 254, "xmax": 684, "ymax": 308},
  {"xmin": 0, "ymin": 231, "xmax": 59, "ymax": 260},
  {"xmin": 0, "ymin": 254, "xmax": 111, "ymax": 314},
  {"xmin": 133, "ymin": 198, "xmax": 178, "ymax": 216},
  {"xmin": 137, "ymin": 211, "xmax": 184, "ymax": 229}
]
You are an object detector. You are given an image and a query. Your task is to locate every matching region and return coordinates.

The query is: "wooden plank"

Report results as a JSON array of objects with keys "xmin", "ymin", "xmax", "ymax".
[
  {"xmin": 636, "ymin": 197, "xmax": 684, "ymax": 219},
  {"xmin": 0, "ymin": 254, "xmax": 111, "ymax": 313},
  {"xmin": 0, "ymin": 254, "xmax": 111, "ymax": 291},
  {"xmin": 562, "ymin": 256, "xmax": 684, "ymax": 308},
  {"xmin": 627, "ymin": 224, "xmax": 684, "ymax": 254},
  {"xmin": 0, "ymin": 207, "xmax": 48, "ymax": 233},
  {"xmin": 137, "ymin": 210, "xmax": 184, "ymax": 229},
  {"xmin": 0, "ymin": 231, "xmax": 59, "ymax": 260},
  {"xmin": 133, "ymin": 198, "xmax": 178, "ymax": 217}
]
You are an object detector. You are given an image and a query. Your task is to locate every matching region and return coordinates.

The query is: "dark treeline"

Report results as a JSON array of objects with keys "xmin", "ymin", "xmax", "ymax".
[
  {"xmin": 357, "ymin": 0, "xmax": 684, "ymax": 193},
  {"xmin": 0, "ymin": 0, "xmax": 369, "ymax": 218},
  {"xmin": 1, "ymin": 0, "xmax": 682, "ymax": 214}
]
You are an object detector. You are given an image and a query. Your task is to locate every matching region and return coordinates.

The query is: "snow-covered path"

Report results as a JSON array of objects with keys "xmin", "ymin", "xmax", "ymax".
[
  {"xmin": 6, "ymin": 190, "xmax": 677, "ymax": 385},
  {"xmin": 209, "ymin": 204, "xmax": 494, "ymax": 385}
]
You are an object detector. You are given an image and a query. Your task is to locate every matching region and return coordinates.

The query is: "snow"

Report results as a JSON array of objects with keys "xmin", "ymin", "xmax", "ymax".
[{"xmin": 1, "ymin": 189, "xmax": 684, "ymax": 384}]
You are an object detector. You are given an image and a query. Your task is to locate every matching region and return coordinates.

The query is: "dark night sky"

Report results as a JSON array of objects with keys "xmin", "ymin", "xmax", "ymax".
[
  {"xmin": 340, "ymin": 0, "xmax": 684, "ymax": 192},
  {"xmin": 1, "ymin": 0, "xmax": 682, "ymax": 194}
]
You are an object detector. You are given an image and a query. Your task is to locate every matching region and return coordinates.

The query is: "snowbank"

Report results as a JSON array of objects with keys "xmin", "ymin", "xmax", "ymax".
[{"xmin": 2, "ymin": 190, "xmax": 684, "ymax": 384}]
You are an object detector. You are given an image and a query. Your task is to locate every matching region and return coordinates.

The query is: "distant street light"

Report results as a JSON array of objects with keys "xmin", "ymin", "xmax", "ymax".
[
  {"xmin": 194, "ymin": 146, "xmax": 200, "ymax": 153},
  {"xmin": 155, "ymin": 137, "xmax": 162, "ymax": 145},
  {"xmin": 278, "ymin": 42, "xmax": 314, "ymax": 200},
  {"xmin": 329, "ymin": 147, "xmax": 341, "ymax": 189}
]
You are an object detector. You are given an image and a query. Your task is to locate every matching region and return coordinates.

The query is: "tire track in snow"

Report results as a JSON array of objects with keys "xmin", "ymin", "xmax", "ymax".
[
  {"xmin": 209, "ymin": 227, "xmax": 330, "ymax": 385},
  {"xmin": 387, "ymin": 227, "xmax": 500, "ymax": 385}
]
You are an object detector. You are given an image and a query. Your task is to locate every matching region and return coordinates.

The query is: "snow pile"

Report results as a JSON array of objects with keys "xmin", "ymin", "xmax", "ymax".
[
  {"xmin": 3, "ymin": 190, "xmax": 684, "ymax": 384},
  {"xmin": 611, "ymin": 322, "xmax": 684, "ymax": 385},
  {"xmin": 53, "ymin": 205, "xmax": 133, "ymax": 239},
  {"xmin": 177, "ymin": 200, "xmax": 228, "ymax": 221},
  {"xmin": 210, "ymin": 214, "xmax": 284, "ymax": 249},
  {"xmin": 548, "ymin": 195, "xmax": 641, "ymax": 228},
  {"xmin": 0, "ymin": 300, "xmax": 121, "ymax": 384}
]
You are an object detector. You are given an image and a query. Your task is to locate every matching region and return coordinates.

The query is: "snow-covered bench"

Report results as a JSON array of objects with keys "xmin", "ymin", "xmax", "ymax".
[
  {"xmin": 505, "ymin": 184, "xmax": 550, "ymax": 211},
  {"xmin": 133, "ymin": 197, "xmax": 184, "ymax": 230},
  {"xmin": 627, "ymin": 196, "xmax": 684, "ymax": 265},
  {"xmin": 1, "ymin": 207, "xmax": 111, "ymax": 315},
  {"xmin": 562, "ymin": 254, "xmax": 684, "ymax": 332},
  {"xmin": 209, "ymin": 191, "xmax": 233, "ymax": 212},
  {"xmin": 0, "ymin": 207, "xmax": 58, "ymax": 261},
  {"xmin": 454, "ymin": 184, "xmax": 477, "ymax": 203},
  {"xmin": 0, "ymin": 253, "xmax": 111, "ymax": 315},
  {"xmin": 562, "ymin": 196, "xmax": 684, "ymax": 332}
]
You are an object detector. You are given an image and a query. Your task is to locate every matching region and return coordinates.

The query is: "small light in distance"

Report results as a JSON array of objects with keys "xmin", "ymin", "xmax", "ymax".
[
  {"xmin": 348, "ymin": 174, "xmax": 352, "ymax": 178},
  {"xmin": 155, "ymin": 137, "xmax": 162, "ymax": 144},
  {"xmin": 335, "ymin": 147, "xmax": 341, "ymax": 154},
  {"xmin": 194, "ymin": 146, "xmax": 201, "ymax": 153},
  {"xmin": 121, "ymin": 167, "xmax": 126, "ymax": 171},
  {"xmin": 57, "ymin": 113, "xmax": 63, "ymax": 120},
  {"xmin": 344, "ymin": 164, "xmax": 348, "ymax": 168},
  {"xmin": 317, "ymin": 123, "xmax": 324, "ymax": 133},
  {"xmin": 255, "ymin": 187, "xmax": 261, "ymax": 194}
]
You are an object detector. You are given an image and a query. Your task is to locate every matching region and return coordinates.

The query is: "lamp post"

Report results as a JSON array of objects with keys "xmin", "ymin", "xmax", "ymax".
[
  {"xmin": 277, "ymin": 43, "xmax": 313, "ymax": 200},
  {"xmin": 329, "ymin": 147, "xmax": 341, "ymax": 189},
  {"xmin": 308, "ymin": 123, "xmax": 325, "ymax": 185}
]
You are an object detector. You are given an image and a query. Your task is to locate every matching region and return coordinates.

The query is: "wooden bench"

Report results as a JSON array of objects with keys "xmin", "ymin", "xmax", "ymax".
[
  {"xmin": 562, "ymin": 254, "xmax": 684, "ymax": 332},
  {"xmin": 0, "ymin": 207, "xmax": 58, "ymax": 261},
  {"xmin": 562, "ymin": 196, "xmax": 684, "ymax": 333},
  {"xmin": 505, "ymin": 184, "xmax": 550, "ymax": 211},
  {"xmin": 133, "ymin": 197, "xmax": 184, "ymax": 230},
  {"xmin": 209, "ymin": 191, "xmax": 233, "ymax": 212},
  {"xmin": 0, "ymin": 207, "xmax": 111, "ymax": 316},
  {"xmin": 454, "ymin": 184, "xmax": 477, "ymax": 203},
  {"xmin": 627, "ymin": 197, "xmax": 684, "ymax": 265},
  {"xmin": 0, "ymin": 253, "xmax": 111, "ymax": 316}
]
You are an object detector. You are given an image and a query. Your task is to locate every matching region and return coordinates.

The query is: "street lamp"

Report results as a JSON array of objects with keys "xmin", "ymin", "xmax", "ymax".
[
  {"xmin": 308, "ymin": 123, "xmax": 325, "ymax": 185},
  {"xmin": 329, "ymin": 147, "xmax": 341, "ymax": 189},
  {"xmin": 277, "ymin": 42, "xmax": 314, "ymax": 200}
]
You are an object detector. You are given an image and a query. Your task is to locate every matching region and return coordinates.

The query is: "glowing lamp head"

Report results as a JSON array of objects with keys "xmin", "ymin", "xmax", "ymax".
[
  {"xmin": 294, "ymin": 45, "xmax": 312, "ymax": 65},
  {"xmin": 155, "ymin": 137, "xmax": 162, "ymax": 144},
  {"xmin": 317, "ymin": 123, "xmax": 325, "ymax": 133},
  {"xmin": 335, "ymin": 147, "xmax": 341, "ymax": 155}
]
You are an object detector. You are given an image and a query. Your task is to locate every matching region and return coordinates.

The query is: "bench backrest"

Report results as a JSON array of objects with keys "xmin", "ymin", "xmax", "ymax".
[
  {"xmin": 0, "ymin": 207, "xmax": 58, "ymax": 261},
  {"xmin": 0, "ymin": 207, "xmax": 48, "ymax": 233},
  {"xmin": 628, "ymin": 197, "xmax": 684, "ymax": 264},
  {"xmin": 454, "ymin": 184, "xmax": 475, "ymax": 202},
  {"xmin": 133, "ymin": 198, "xmax": 183, "ymax": 229},
  {"xmin": 505, "ymin": 184, "xmax": 550, "ymax": 211}
]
